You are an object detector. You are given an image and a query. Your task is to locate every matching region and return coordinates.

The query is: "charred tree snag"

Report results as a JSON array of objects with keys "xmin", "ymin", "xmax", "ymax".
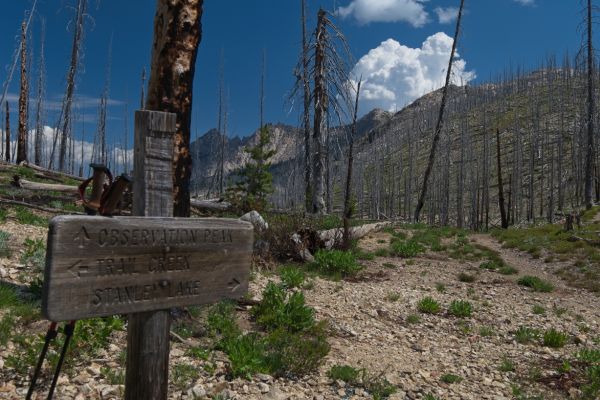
[
  {"xmin": 414, "ymin": 0, "xmax": 465, "ymax": 222},
  {"xmin": 17, "ymin": 21, "xmax": 28, "ymax": 164},
  {"xmin": 145, "ymin": 0, "xmax": 204, "ymax": 217},
  {"xmin": 496, "ymin": 129, "xmax": 509, "ymax": 229}
]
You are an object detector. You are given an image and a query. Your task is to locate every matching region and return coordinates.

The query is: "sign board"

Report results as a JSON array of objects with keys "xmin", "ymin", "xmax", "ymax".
[{"xmin": 42, "ymin": 215, "xmax": 254, "ymax": 321}]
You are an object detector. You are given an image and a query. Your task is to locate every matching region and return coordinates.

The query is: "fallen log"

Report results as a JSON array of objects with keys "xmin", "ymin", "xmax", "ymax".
[
  {"xmin": 190, "ymin": 198, "xmax": 232, "ymax": 211},
  {"xmin": 0, "ymin": 198, "xmax": 84, "ymax": 214},
  {"xmin": 12, "ymin": 175, "xmax": 79, "ymax": 194},
  {"xmin": 568, "ymin": 235, "xmax": 600, "ymax": 246},
  {"xmin": 319, "ymin": 221, "xmax": 392, "ymax": 249},
  {"xmin": 18, "ymin": 161, "xmax": 85, "ymax": 182}
]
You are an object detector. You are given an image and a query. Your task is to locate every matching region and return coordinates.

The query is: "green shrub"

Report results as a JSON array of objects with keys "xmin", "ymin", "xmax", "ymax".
[
  {"xmin": 0, "ymin": 207, "xmax": 7, "ymax": 223},
  {"xmin": 499, "ymin": 357, "xmax": 515, "ymax": 372},
  {"xmin": 543, "ymin": 328, "xmax": 568, "ymax": 348},
  {"xmin": 311, "ymin": 249, "xmax": 362, "ymax": 278},
  {"xmin": 373, "ymin": 248, "xmax": 389, "ymax": 257},
  {"xmin": 406, "ymin": 314, "xmax": 420, "ymax": 324},
  {"xmin": 389, "ymin": 240, "xmax": 425, "ymax": 258},
  {"xmin": 457, "ymin": 273, "xmax": 476, "ymax": 283},
  {"xmin": 480, "ymin": 260, "xmax": 500, "ymax": 270},
  {"xmin": 449, "ymin": 300, "xmax": 472, "ymax": 318},
  {"xmin": 0, "ymin": 230, "xmax": 11, "ymax": 257},
  {"xmin": 15, "ymin": 207, "xmax": 47, "ymax": 227},
  {"xmin": 440, "ymin": 374, "xmax": 462, "ymax": 384},
  {"xmin": 171, "ymin": 362, "xmax": 199, "ymax": 390},
  {"xmin": 279, "ymin": 265, "xmax": 305, "ymax": 289},
  {"xmin": 518, "ymin": 276, "xmax": 554, "ymax": 292},
  {"xmin": 479, "ymin": 326, "xmax": 495, "ymax": 337},
  {"xmin": 328, "ymin": 364, "xmax": 360, "ymax": 384},
  {"xmin": 222, "ymin": 333, "xmax": 268, "ymax": 378},
  {"xmin": 498, "ymin": 266, "xmax": 519, "ymax": 275},
  {"xmin": 515, "ymin": 326, "xmax": 539, "ymax": 344},
  {"xmin": 0, "ymin": 282, "xmax": 19, "ymax": 308},
  {"xmin": 532, "ymin": 305, "xmax": 546, "ymax": 315},
  {"xmin": 251, "ymin": 282, "xmax": 314, "ymax": 333},
  {"xmin": 417, "ymin": 297, "xmax": 441, "ymax": 314},
  {"xmin": 208, "ymin": 301, "xmax": 241, "ymax": 340}
]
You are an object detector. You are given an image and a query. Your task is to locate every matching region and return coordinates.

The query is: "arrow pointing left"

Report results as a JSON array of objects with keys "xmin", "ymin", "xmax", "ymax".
[{"xmin": 67, "ymin": 260, "xmax": 92, "ymax": 278}]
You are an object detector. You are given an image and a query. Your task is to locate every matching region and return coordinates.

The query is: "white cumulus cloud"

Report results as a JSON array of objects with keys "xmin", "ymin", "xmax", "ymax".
[
  {"xmin": 434, "ymin": 7, "xmax": 458, "ymax": 24},
  {"xmin": 336, "ymin": 0, "xmax": 429, "ymax": 27},
  {"xmin": 350, "ymin": 32, "xmax": 476, "ymax": 113}
]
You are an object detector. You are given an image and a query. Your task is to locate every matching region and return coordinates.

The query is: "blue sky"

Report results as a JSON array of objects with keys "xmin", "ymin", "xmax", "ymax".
[{"xmin": 0, "ymin": 0, "xmax": 590, "ymax": 147}]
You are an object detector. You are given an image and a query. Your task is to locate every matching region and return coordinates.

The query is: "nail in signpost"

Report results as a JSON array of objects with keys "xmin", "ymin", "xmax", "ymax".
[{"xmin": 41, "ymin": 110, "xmax": 254, "ymax": 399}]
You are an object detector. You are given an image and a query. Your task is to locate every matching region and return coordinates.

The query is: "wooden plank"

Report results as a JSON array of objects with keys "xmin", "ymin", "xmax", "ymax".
[
  {"xmin": 126, "ymin": 109, "xmax": 176, "ymax": 400},
  {"xmin": 41, "ymin": 215, "xmax": 253, "ymax": 321}
]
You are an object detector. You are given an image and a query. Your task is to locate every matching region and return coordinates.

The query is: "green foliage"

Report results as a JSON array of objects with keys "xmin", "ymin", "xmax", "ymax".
[
  {"xmin": 389, "ymin": 240, "xmax": 425, "ymax": 258},
  {"xmin": 15, "ymin": 206, "xmax": 47, "ymax": 226},
  {"xmin": 0, "ymin": 207, "xmax": 7, "ymax": 223},
  {"xmin": 328, "ymin": 364, "xmax": 360, "ymax": 383},
  {"xmin": 498, "ymin": 357, "xmax": 515, "ymax": 372},
  {"xmin": 251, "ymin": 282, "xmax": 315, "ymax": 333},
  {"xmin": 171, "ymin": 363, "xmax": 199, "ymax": 390},
  {"xmin": 542, "ymin": 328, "xmax": 568, "ymax": 348},
  {"xmin": 21, "ymin": 238, "xmax": 46, "ymax": 298},
  {"xmin": 327, "ymin": 365, "xmax": 396, "ymax": 399},
  {"xmin": 440, "ymin": 374, "xmax": 462, "ymax": 384},
  {"xmin": 0, "ymin": 230, "xmax": 11, "ymax": 257},
  {"xmin": 186, "ymin": 346, "xmax": 211, "ymax": 361},
  {"xmin": 517, "ymin": 276, "xmax": 554, "ymax": 292},
  {"xmin": 435, "ymin": 282, "xmax": 446, "ymax": 293},
  {"xmin": 498, "ymin": 265, "xmax": 519, "ymax": 275},
  {"xmin": 479, "ymin": 326, "xmax": 495, "ymax": 337},
  {"xmin": 532, "ymin": 305, "xmax": 546, "ymax": 315},
  {"xmin": 311, "ymin": 249, "xmax": 362, "ymax": 279},
  {"xmin": 279, "ymin": 265, "xmax": 305, "ymax": 289},
  {"xmin": 211, "ymin": 283, "xmax": 329, "ymax": 379},
  {"xmin": 101, "ymin": 366, "xmax": 125, "ymax": 385},
  {"xmin": 406, "ymin": 314, "xmax": 420, "ymax": 324},
  {"xmin": 515, "ymin": 326, "xmax": 540, "ymax": 344},
  {"xmin": 457, "ymin": 272, "xmax": 476, "ymax": 283},
  {"xmin": 417, "ymin": 297, "xmax": 441, "ymax": 314},
  {"xmin": 373, "ymin": 248, "xmax": 389, "ymax": 257},
  {"xmin": 449, "ymin": 300, "xmax": 473, "ymax": 318},
  {"xmin": 226, "ymin": 126, "xmax": 276, "ymax": 213},
  {"xmin": 0, "ymin": 282, "xmax": 19, "ymax": 308}
]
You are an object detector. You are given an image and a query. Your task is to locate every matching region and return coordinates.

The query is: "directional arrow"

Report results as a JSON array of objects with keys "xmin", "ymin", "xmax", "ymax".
[
  {"xmin": 67, "ymin": 260, "xmax": 92, "ymax": 278},
  {"xmin": 227, "ymin": 277, "xmax": 241, "ymax": 292},
  {"xmin": 73, "ymin": 226, "xmax": 91, "ymax": 248}
]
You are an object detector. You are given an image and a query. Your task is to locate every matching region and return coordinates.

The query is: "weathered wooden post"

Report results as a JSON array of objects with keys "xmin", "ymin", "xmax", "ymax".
[
  {"xmin": 41, "ymin": 109, "xmax": 253, "ymax": 399},
  {"xmin": 125, "ymin": 110, "xmax": 176, "ymax": 399}
]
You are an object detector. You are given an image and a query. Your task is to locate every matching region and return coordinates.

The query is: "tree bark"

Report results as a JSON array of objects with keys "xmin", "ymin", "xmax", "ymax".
[
  {"xmin": 311, "ymin": 9, "xmax": 327, "ymax": 215},
  {"xmin": 301, "ymin": 0, "xmax": 312, "ymax": 213},
  {"xmin": 145, "ymin": 0, "xmax": 204, "ymax": 217},
  {"xmin": 496, "ymin": 129, "xmax": 509, "ymax": 228},
  {"xmin": 584, "ymin": 0, "xmax": 595, "ymax": 209},
  {"xmin": 17, "ymin": 21, "xmax": 28, "ymax": 164},
  {"xmin": 5, "ymin": 102, "xmax": 10, "ymax": 163},
  {"xmin": 414, "ymin": 0, "xmax": 465, "ymax": 222},
  {"xmin": 343, "ymin": 80, "xmax": 361, "ymax": 249}
]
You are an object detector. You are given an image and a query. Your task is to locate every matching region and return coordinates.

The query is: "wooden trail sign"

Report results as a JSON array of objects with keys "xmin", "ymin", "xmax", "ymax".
[{"xmin": 42, "ymin": 215, "xmax": 253, "ymax": 321}]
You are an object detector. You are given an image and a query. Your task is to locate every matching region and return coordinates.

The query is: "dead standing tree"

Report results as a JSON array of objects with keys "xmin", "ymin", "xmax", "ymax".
[
  {"xmin": 301, "ymin": 0, "xmax": 312, "ymax": 213},
  {"xmin": 582, "ymin": 0, "xmax": 596, "ymax": 209},
  {"xmin": 414, "ymin": 0, "xmax": 465, "ymax": 222},
  {"xmin": 34, "ymin": 18, "xmax": 46, "ymax": 166},
  {"xmin": 57, "ymin": 0, "xmax": 86, "ymax": 172},
  {"xmin": 308, "ymin": 8, "xmax": 352, "ymax": 214},
  {"xmin": 144, "ymin": 0, "xmax": 203, "ymax": 215},
  {"xmin": 17, "ymin": 21, "xmax": 28, "ymax": 164},
  {"xmin": 343, "ymin": 79, "xmax": 361, "ymax": 249}
]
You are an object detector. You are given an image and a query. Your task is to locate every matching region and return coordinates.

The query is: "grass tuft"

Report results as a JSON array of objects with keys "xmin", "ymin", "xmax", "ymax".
[
  {"xmin": 517, "ymin": 276, "xmax": 554, "ymax": 292},
  {"xmin": 417, "ymin": 297, "xmax": 441, "ymax": 314}
]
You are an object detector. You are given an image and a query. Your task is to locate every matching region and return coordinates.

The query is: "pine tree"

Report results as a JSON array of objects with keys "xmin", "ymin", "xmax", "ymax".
[{"xmin": 227, "ymin": 126, "xmax": 276, "ymax": 212}]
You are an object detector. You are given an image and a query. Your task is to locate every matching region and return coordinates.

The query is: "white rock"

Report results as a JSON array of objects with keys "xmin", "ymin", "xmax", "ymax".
[{"xmin": 258, "ymin": 382, "xmax": 270, "ymax": 393}]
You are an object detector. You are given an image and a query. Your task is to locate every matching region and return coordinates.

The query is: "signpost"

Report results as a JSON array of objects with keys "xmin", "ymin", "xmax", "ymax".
[{"xmin": 40, "ymin": 110, "xmax": 254, "ymax": 399}]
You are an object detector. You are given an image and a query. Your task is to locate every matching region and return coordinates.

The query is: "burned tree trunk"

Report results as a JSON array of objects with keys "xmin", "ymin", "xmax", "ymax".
[
  {"xmin": 5, "ymin": 102, "xmax": 10, "ymax": 163},
  {"xmin": 301, "ymin": 0, "xmax": 312, "ymax": 213},
  {"xmin": 312, "ymin": 9, "xmax": 328, "ymax": 215},
  {"xmin": 57, "ymin": 0, "xmax": 86, "ymax": 172},
  {"xmin": 584, "ymin": 0, "xmax": 595, "ymax": 210},
  {"xmin": 496, "ymin": 129, "xmax": 509, "ymax": 229},
  {"xmin": 414, "ymin": 0, "xmax": 465, "ymax": 222},
  {"xmin": 17, "ymin": 21, "xmax": 28, "ymax": 164},
  {"xmin": 34, "ymin": 18, "xmax": 45, "ymax": 166},
  {"xmin": 343, "ymin": 80, "xmax": 361, "ymax": 249},
  {"xmin": 145, "ymin": 0, "xmax": 204, "ymax": 217}
]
